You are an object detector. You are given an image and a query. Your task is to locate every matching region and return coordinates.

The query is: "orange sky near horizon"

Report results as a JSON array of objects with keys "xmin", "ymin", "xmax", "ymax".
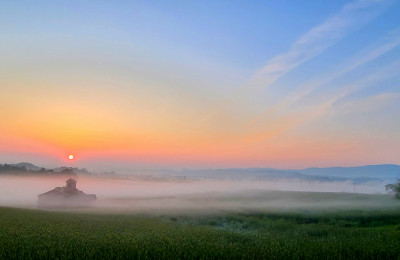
[
  {"xmin": 1, "ymin": 1, "xmax": 400, "ymax": 169},
  {"xmin": 1, "ymin": 69, "xmax": 399, "ymax": 169}
]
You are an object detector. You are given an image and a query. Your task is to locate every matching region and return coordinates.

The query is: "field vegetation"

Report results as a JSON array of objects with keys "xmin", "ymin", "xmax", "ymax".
[{"xmin": 1, "ymin": 201, "xmax": 400, "ymax": 259}]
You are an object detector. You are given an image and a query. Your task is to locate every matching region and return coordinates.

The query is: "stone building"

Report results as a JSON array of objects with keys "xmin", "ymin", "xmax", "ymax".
[{"xmin": 38, "ymin": 178, "xmax": 96, "ymax": 207}]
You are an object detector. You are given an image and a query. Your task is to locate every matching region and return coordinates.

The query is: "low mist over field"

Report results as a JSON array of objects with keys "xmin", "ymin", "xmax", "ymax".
[{"xmin": 0, "ymin": 166, "xmax": 397, "ymax": 214}]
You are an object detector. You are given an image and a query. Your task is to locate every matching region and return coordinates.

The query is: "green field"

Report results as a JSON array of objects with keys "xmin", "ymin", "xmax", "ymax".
[{"xmin": 1, "ymin": 200, "xmax": 400, "ymax": 259}]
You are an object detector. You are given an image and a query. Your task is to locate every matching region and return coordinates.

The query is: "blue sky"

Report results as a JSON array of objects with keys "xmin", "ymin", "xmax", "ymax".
[{"xmin": 0, "ymin": 0, "xmax": 400, "ymax": 169}]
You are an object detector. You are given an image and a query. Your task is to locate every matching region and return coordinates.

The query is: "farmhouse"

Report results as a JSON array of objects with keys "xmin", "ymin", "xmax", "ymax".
[{"xmin": 38, "ymin": 178, "xmax": 96, "ymax": 207}]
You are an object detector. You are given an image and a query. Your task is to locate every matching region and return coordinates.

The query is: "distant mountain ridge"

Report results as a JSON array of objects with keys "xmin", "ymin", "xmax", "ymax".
[
  {"xmin": 299, "ymin": 164, "xmax": 400, "ymax": 179},
  {"xmin": 1, "ymin": 162, "xmax": 399, "ymax": 183},
  {"xmin": 125, "ymin": 164, "xmax": 400, "ymax": 183},
  {"xmin": 11, "ymin": 162, "xmax": 41, "ymax": 171},
  {"xmin": 0, "ymin": 163, "xmax": 90, "ymax": 176},
  {"xmin": 174, "ymin": 167, "xmax": 396, "ymax": 183}
]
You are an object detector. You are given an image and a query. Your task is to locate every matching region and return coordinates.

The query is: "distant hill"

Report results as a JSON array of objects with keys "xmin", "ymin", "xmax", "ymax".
[
  {"xmin": 1, "ymin": 162, "xmax": 399, "ymax": 183},
  {"xmin": 53, "ymin": 167, "xmax": 91, "ymax": 175},
  {"xmin": 126, "ymin": 166, "xmax": 397, "ymax": 183},
  {"xmin": 176, "ymin": 168, "xmax": 386, "ymax": 183},
  {"xmin": 0, "ymin": 163, "xmax": 88, "ymax": 176},
  {"xmin": 299, "ymin": 165, "xmax": 400, "ymax": 180},
  {"xmin": 11, "ymin": 162, "xmax": 41, "ymax": 171}
]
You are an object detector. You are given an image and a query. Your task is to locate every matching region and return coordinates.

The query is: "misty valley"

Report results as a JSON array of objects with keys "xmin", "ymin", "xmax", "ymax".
[
  {"xmin": 2, "ymin": 0, "xmax": 400, "ymax": 258},
  {"xmin": 1, "ymin": 164, "xmax": 400, "ymax": 259}
]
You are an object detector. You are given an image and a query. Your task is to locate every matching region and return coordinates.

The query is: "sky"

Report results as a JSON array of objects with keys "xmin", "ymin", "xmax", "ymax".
[{"xmin": 1, "ymin": 0, "xmax": 400, "ymax": 170}]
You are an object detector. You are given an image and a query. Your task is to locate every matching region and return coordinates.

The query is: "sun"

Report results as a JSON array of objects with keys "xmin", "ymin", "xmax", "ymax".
[{"xmin": 68, "ymin": 154, "xmax": 74, "ymax": 160}]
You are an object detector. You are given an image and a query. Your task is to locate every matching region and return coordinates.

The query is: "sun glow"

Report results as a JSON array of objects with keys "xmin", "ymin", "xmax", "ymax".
[{"xmin": 68, "ymin": 154, "xmax": 74, "ymax": 160}]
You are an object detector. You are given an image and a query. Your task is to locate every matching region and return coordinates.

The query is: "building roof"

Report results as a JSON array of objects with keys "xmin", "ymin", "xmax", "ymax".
[
  {"xmin": 37, "ymin": 178, "xmax": 96, "ymax": 208},
  {"xmin": 38, "ymin": 186, "xmax": 84, "ymax": 197}
]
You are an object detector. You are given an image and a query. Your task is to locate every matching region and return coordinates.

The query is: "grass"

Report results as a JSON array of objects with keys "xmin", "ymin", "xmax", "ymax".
[{"xmin": 1, "ymin": 206, "xmax": 400, "ymax": 259}]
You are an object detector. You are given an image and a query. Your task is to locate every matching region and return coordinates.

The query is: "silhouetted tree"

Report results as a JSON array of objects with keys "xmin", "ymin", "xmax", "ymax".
[
  {"xmin": 60, "ymin": 168, "xmax": 75, "ymax": 175},
  {"xmin": 0, "ymin": 164, "xmax": 28, "ymax": 174},
  {"xmin": 386, "ymin": 180, "xmax": 400, "ymax": 199}
]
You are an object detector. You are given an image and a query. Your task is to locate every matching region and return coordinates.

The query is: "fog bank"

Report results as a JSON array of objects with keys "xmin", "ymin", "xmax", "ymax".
[{"xmin": 0, "ymin": 175, "xmax": 395, "ymax": 214}]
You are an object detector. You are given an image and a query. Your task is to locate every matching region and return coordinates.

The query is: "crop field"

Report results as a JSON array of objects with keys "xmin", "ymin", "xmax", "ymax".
[{"xmin": 1, "ymin": 198, "xmax": 400, "ymax": 259}]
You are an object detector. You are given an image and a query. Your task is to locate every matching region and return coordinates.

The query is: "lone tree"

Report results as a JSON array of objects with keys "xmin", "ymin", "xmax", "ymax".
[{"xmin": 385, "ymin": 180, "xmax": 400, "ymax": 199}]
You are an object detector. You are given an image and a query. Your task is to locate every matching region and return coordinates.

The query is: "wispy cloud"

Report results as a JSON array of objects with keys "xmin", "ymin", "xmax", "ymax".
[
  {"xmin": 251, "ymin": 0, "xmax": 392, "ymax": 89},
  {"xmin": 247, "ymin": 27, "xmax": 400, "ymax": 129},
  {"xmin": 200, "ymin": 26, "xmax": 400, "ymax": 145},
  {"xmin": 242, "ymin": 60, "xmax": 400, "ymax": 144},
  {"xmin": 200, "ymin": 1, "xmax": 393, "ymax": 136},
  {"xmin": 290, "ymin": 27, "xmax": 400, "ymax": 106},
  {"xmin": 334, "ymin": 92, "xmax": 400, "ymax": 115}
]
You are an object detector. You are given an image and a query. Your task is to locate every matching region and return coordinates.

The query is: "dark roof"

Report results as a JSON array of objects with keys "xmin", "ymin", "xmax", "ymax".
[
  {"xmin": 39, "ymin": 187, "xmax": 64, "ymax": 197},
  {"xmin": 38, "ymin": 186, "xmax": 84, "ymax": 197}
]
